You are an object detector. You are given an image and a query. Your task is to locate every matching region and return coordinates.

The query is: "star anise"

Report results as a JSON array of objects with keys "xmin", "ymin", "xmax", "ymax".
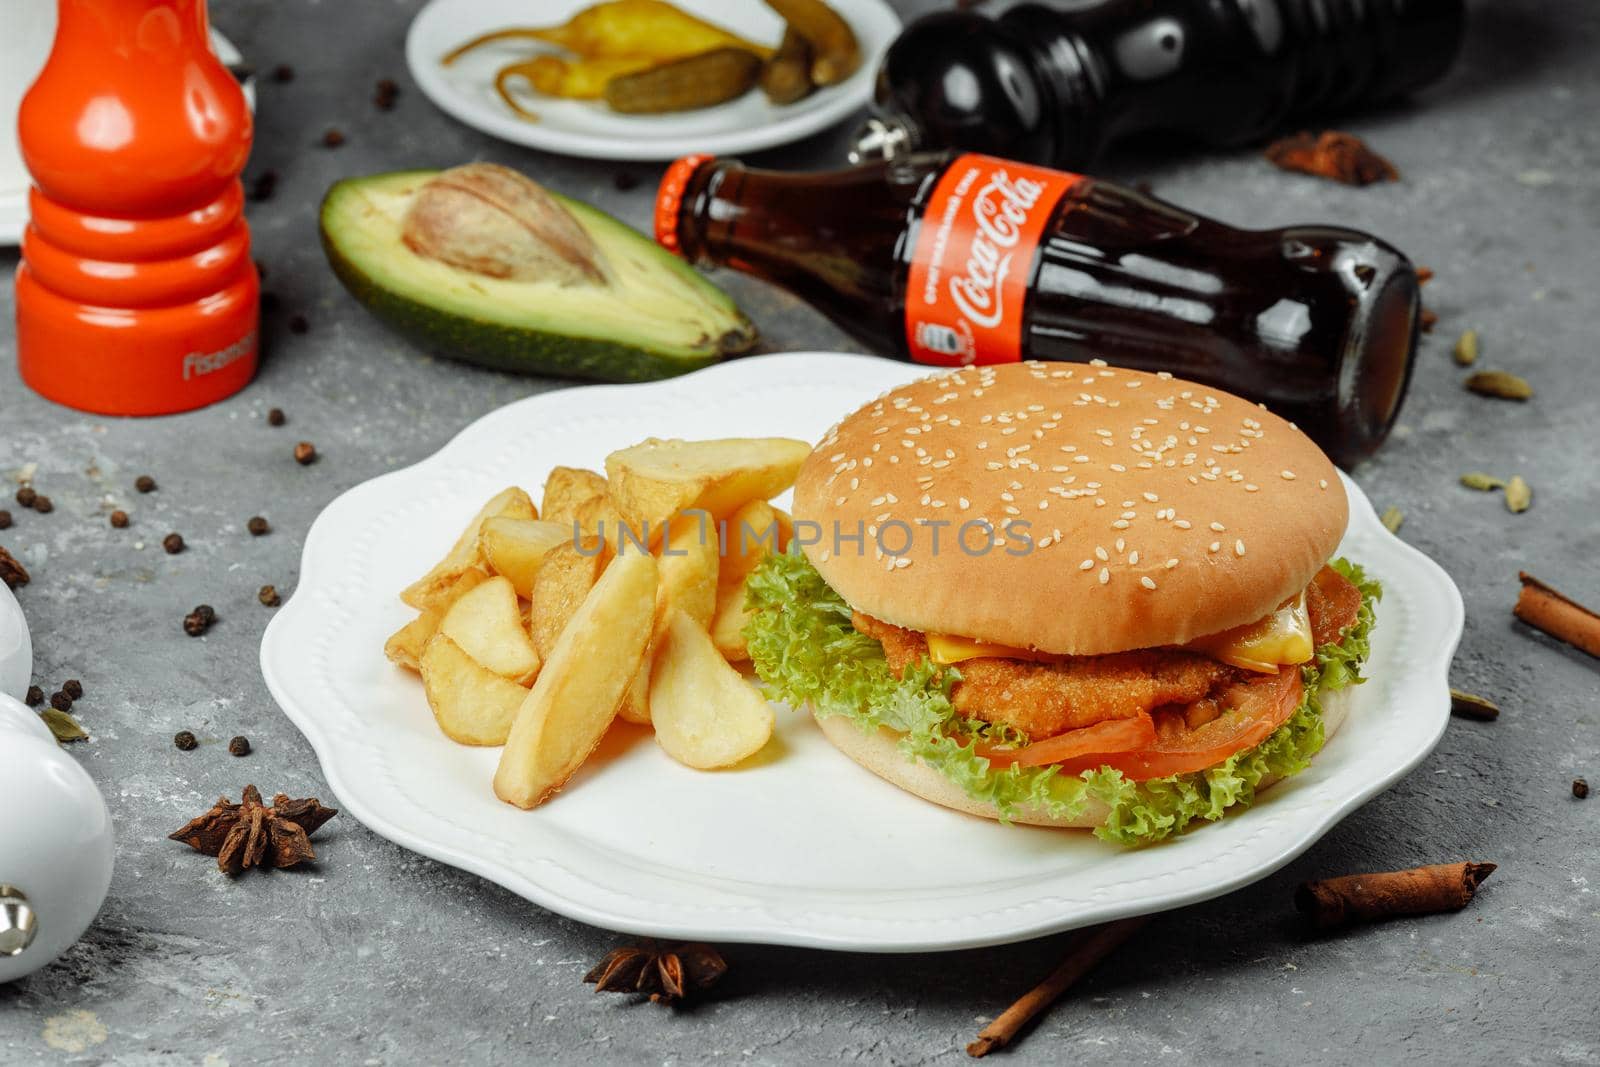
[
  {"xmin": 583, "ymin": 942, "xmax": 727, "ymax": 1005},
  {"xmin": 168, "ymin": 785, "xmax": 337, "ymax": 876}
]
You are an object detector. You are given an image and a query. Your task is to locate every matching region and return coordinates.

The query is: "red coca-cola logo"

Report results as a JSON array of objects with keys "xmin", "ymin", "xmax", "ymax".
[
  {"xmin": 905, "ymin": 155, "xmax": 1080, "ymax": 367},
  {"xmin": 948, "ymin": 171, "xmax": 1049, "ymax": 330}
]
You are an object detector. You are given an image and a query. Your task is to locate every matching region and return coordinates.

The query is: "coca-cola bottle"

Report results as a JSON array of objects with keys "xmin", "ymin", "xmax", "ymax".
[
  {"xmin": 852, "ymin": 0, "xmax": 1466, "ymax": 168},
  {"xmin": 656, "ymin": 152, "xmax": 1419, "ymax": 467}
]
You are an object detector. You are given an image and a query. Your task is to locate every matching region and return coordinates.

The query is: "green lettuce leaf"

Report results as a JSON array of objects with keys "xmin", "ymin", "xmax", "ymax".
[{"xmin": 745, "ymin": 550, "xmax": 1381, "ymax": 847}]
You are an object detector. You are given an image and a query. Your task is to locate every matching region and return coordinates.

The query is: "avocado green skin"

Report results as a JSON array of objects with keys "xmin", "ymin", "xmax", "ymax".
[{"xmin": 317, "ymin": 174, "xmax": 755, "ymax": 383}]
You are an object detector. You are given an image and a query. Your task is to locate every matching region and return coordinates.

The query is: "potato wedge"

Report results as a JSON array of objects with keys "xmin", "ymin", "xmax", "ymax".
[
  {"xmin": 718, "ymin": 499, "xmax": 790, "ymax": 588},
  {"xmin": 617, "ymin": 657, "xmax": 652, "ymax": 726},
  {"xmin": 649, "ymin": 610, "xmax": 774, "ymax": 769},
  {"xmin": 402, "ymin": 487, "xmax": 535, "ymax": 609},
  {"xmin": 438, "ymin": 575, "xmax": 542, "ymax": 684},
  {"xmin": 574, "ymin": 492, "xmax": 629, "ymax": 546},
  {"xmin": 540, "ymin": 466, "xmax": 608, "ymax": 526},
  {"xmin": 657, "ymin": 510, "xmax": 720, "ymax": 631},
  {"xmin": 604, "ymin": 437, "xmax": 811, "ymax": 532},
  {"xmin": 709, "ymin": 577, "xmax": 752, "ymax": 662},
  {"xmin": 494, "ymin": 551, "xmax": 659, "ymax": 808},
  {"xmin": 530, "ymin": 537, "xmax": 607, "ymax": 659},
  {"xmin": 384, "ymin": 607, "xmax": 443, "ymax": 672},
  {"xmin": 479, "ymin": 517, "xmax": 570, "ymax": 597},
  {"xmin": 419, "ymin": 634, "xmax": 531, "ymax": 746}
]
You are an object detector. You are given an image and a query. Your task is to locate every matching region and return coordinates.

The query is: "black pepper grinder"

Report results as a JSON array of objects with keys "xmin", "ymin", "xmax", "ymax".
[{"xmin": 851, "ymin": 0, "xmax": 1466, "ymax": 168}]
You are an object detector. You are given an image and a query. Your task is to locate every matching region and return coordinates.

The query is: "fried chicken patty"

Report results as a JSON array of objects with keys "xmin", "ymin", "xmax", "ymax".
[{"xmin": 854, "ymin": 565, "xmax": 1361, "ymax": 741}]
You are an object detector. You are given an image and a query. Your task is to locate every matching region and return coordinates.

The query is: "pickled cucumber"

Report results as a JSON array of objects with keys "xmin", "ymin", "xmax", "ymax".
[{"xmin": 604, "ymin": 48, "xmax": 763, "ymax": 114}]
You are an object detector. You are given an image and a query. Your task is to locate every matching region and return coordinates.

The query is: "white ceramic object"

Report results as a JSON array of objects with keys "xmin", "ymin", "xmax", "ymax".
[
  {"xmin": 0, "ymin": 28, "xmax": 252, "ymax": 246},
  {"xmin": 261, "ymin": 353, "xmax": 1464, "ymax": 952},
  {"xmin": 0, "ymin": 582, "xmax": 29, "ymax": 702},
  {"xmin": 405, "ymin": 0, "xmax": 900, "ymax": 160},
  {"xmin": 0, "ymin": 697, "xmax": 116, "ymax": 983}
]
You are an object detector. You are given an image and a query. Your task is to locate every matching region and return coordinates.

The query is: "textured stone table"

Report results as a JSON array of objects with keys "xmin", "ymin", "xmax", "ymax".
[{"xmin": 2, "ymin": 0, "xmax": 1596, "ymax": 1062}]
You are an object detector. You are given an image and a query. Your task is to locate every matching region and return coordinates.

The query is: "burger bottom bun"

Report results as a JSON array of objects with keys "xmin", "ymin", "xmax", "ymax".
[{"xmin": 813, "ymin": 687, "xmax": 1351, "ymax": 830}]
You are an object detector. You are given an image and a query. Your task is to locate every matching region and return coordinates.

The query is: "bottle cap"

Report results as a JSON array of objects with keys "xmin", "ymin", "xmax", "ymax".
[{"xmin": 654, "ymin": 154, "xmax": 713, "ymax": 255}]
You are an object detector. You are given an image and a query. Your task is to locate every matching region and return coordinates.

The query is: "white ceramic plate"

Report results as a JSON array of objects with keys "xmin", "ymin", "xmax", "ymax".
[
  {"xmin": 261, "ymin": 353, "xmax": 1463, "ymax": 952},
  {"xmin": 404, "ymin": 0, "xmax": 899, "ymax": 160},
  {"xmin": 0, "ymin": 31, "xmax": 251, "ymax": 246},
  {"xmin": 0, "ymin": 582, "xmax": 30, "ymax": 703}
]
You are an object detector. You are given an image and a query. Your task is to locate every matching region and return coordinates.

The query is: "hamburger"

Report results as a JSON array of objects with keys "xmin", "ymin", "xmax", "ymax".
[{"xmin": 745, "ymin": 361, "xmax": 1378, "ymax": 846}]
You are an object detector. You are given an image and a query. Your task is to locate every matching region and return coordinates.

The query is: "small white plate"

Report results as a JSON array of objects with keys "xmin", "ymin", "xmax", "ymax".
[
  {"xmin": 405, "ymin": 0, "xmax": 900, "ymax": 160},
  {"xmin": 261, "ymin": 353, "xmax": 1464, "ymax": 952},
  {"xmin": 0, "ymin": 31, "xmax": 251, "ymax": 246}
]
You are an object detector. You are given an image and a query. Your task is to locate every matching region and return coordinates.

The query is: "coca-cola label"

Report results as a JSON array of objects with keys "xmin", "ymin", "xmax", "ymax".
[{"xmin": 904, "ymin": 154, "xmax": 1081, "ymax": 366}]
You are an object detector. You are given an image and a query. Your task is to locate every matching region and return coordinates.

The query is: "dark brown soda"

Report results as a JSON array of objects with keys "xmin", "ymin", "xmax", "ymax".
[{"xmin": 670, "ymin": 154, "xmax": 1418, "ymax": 467}]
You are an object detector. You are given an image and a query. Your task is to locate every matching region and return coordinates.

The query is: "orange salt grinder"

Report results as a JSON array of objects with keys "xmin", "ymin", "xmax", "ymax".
[{"xmin": 14, "ymin": 0, "xmax": 258, "ymax": 416}]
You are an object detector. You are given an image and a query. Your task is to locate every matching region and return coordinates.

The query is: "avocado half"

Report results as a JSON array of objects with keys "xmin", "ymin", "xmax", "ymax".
[{"xmin": 319, "ymin": 170, "xmax": 757, "ymax": 382}]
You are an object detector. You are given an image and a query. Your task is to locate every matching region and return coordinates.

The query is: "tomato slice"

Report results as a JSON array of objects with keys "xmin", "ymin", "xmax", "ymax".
[
  {"xmin": 1046, "ymin": 668, "xmax": 1305, "ymax": 781},
  {"xmin": 992, "ymin": 713, "xmax": 1157, "ymax": 769},
  {"xmin": 1307, "ymin": 565, "xmax": 1362, "ymax": 647}
]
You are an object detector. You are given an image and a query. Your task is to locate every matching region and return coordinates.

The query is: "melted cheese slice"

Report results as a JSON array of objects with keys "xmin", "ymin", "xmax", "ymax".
[{"xmin": 925, "ymin": 592, "xmax": 1314, "ymax": 673}]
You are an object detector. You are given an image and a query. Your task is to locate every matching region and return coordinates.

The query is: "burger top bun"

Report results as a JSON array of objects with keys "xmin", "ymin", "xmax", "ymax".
[{"xmin": 792, "ymin": 362, "xmax": 1348, "ymax": 655}]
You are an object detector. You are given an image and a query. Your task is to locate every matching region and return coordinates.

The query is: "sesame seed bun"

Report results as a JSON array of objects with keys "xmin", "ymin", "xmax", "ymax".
[
  {"xmin": 814, "ymin": 685, "xmax": 1351, "ymax": 829},
  {"xmin": 792, "ymin": 362, "xmax": 1348, "ymax": 655}
]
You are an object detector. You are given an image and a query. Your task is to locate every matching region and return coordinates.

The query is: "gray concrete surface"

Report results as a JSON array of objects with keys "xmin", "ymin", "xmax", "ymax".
[{"xmin": 1, "ymin": 0, "xmax": 1597, "ymax": 1062}]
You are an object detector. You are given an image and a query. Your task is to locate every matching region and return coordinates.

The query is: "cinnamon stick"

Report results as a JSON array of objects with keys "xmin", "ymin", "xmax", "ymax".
[
  {"xmin": 1514, "ymin": 572, "xmax": 1600, "ymax": 659},
  {"xmin": 1296, "ymin": 862, "xmax": 1496, "ymax": 930},
  {"xmin": 966, "ymin": 917, "xmax": 1146, "ymax": 1058}
]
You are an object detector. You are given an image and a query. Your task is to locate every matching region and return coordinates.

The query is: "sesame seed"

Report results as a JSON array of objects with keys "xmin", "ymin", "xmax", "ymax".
[
  {"xmin": 1210, "ymin": 522, "xmax": 1225, "ymax": 531},
  {"xmin": 1095, "ymin": 546, "xmax": 1109, "ymax": 561},
  {"xmin": 1209, "ymin": 541, "xmax": 1221, "ymax": 552},
  {"xmin": 1128, "ymin": 551, "xmax": 1139, "ymax": 565},
  {"xmin": 1140, "ymin": 576, "xmax": 1157, "ymax": 590},
  {"xmin": 1319, "ymin": 479, "xmax": 1329, "ymax": 490},
  {"xmin": 1142, "ymin": 492, "xmax": 1159, "ymax": 502},
  {"xmin": 1099, "ymin": 567, "xmax": 1110, "ymax": 585},
  {"xmin": 1165, "ymin": 558, "xmax": 1179, "ymax": 569},
  {"xmin": 894, "ymin": 557, "xmax": 912, "ymax": 569},
  {"xmin": 1081, "ymin": 559, "xmax": 1095, "ymax": 571},
  {"xmin": 1281, "ymin": 470, "xmax": 1296, "ymax": 480},
  {"xmin": 1174, "ymin": 520, "xmax": 1192, "ymax": 529},
  {"xmin": 1235, "ymin": 539, "xmax": 1246, "ymax": 556},
  {"xmin": 1244, "ymin": 484, "xmax": 1259, "ymax": 492},
  {"xmin": 958, "ymin": 497, "xmax": 970, "ymax": 510},
  {"xmin": 1112, "ymin": 519, "xmax": 1130, "ymax": 529}
]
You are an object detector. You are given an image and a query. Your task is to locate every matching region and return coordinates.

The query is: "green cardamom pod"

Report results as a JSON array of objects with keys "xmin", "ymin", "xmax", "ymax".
[
  {"xmin": 1459, "ymin": 471, "xmax": 1505, "ymax": 491},
  {"xmin": 1505, "ymin": 475, "xmax": 1532, "ymax": 513},
  {"xmin": 1453, "ymin": 329, "xmax": 1479, "ymax": 366},
  {"xmin": 40, "ymin": 708, "xmax": 88, "ymax": 742},
  {"xmin": 1465, "ymin": 370, "xmax": 1532, "ymax": 400},
  {"xmin": 1380, "ymin": 505, "xmax": 1405, "ymax": 534}
]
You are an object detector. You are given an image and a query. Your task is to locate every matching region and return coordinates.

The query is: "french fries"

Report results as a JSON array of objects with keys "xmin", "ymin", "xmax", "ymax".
[
  {"xmin": 438, "ymin": 576, "xmax": 541, "ymax": 684},
  {"xmin": 605, "ymin": 437, "xmax": 810, "ymax": 532},
  {"xmin": 649, "ymin": 610, "xmax": 774, "ymax": 769},
  {"xmin": 540, "ymin": 466, "xmax": 608, "ymax": 526},
  {"xmin": 402, "ymin": 487, "xmax": 535, "ymax": 610},
  {"xmin": 385, "ymin": 567, "xmax": 489, "ymax": 670},
  {"xmin": 391, "ymin": 436, "xmax": 803, "ymax": 807},
  {"xmin": 419, "ymin": 634, "xmax": 531, "ymax": 746},
  {"xmin": 530, "ymin": 537, "xmax": 607, "ymax": 659},
  {"xmin": 479, "ymin": 517, "xmax": 568, "ymax": 598},
  {"xmin": 494, "ymin": 551, "xmax": 659, "ymax": 808}
]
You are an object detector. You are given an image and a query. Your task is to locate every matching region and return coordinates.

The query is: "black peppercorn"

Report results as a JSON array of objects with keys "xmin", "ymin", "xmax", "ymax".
[
  {"xmin": 321, "ymin": 128, "xmax": 345, "ymax": 148},
  {"xmin": 267, "ymin": 407, "xmax": 286, "ymax": 427},
  {"xmin": 135, "ymin": 475, "xmax": 156, "ymax": 493},
  {"xmin": 288, "ymin": 313, "xmax": 309, "ymax": 334},
  {"xmin": 25, "ymin": 685, "xmax": 43, "ymax": 706},
  {"xmin": 62, "ymin": 679, "xmax": 83, "ymax": 700},
  {"xmin": 259, "ymin": 584, "xmax": 281, "ymax": 607},
  {"xmin": 174, "ymin": 730, "xmax": 198, "ymax": 751},
  {"xmin": 15, "ymin": 486, "xmax": 36, "ymax": 508},
  {"xmin": 294, "ymin": 441, "xmax": 317, "ymax": 465},
  {"xmin": 49, "ymin": 690, "xmax": 72, "ymax": 712},
  {"xmin": 110, "ymin": 509, "xmax": 129, "ymax": 528},
  {"xmin": 229, "ymin": 735, "xmax": 252, "ymax": 757},
  {"xmin": 1576, "ymin": 778, "xmax": 1590, "ymax": 800},
  {"xmin": 271, "ymin": 63, "xmax": 294, "ymax": 83},
  {"xmin": 163, "ymin": 532, "xmax": 185, "ymax": 554},
  {"xmin": 247, "ymin": 516, "xmax": 270, "ymax": 536},
  {"xmin": 183, "ymin": 604, "xmax": 215, "ymax": 636},
  {"xmin": 613, "ymin": 171, "xmax": 639, "ymax": 192},
  {"xmin": 31, "ymin": 495, "xmax": 52, "ymax": 514},
  {"xmin": 0, "ymin": 509, "xmax": 11, "ymax": 529}
]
